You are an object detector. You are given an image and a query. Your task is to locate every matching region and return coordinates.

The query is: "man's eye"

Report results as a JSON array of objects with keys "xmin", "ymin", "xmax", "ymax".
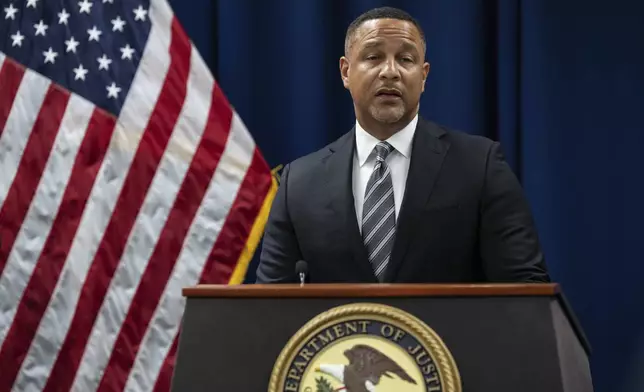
[{"xmin": 365, "ymin": 55, "xmax": 379, "ymax": 60}]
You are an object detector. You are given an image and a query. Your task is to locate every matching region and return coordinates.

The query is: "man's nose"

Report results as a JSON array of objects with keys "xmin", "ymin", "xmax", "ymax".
[{"xmin": 379, "ymin": 57, "xmax": 401, "ymax": 80}]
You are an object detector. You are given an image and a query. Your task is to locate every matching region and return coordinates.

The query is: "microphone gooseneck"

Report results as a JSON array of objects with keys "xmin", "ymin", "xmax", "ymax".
[{"xmin": 295, "ymin": 260, "xmax": 308, "ymax": 286}]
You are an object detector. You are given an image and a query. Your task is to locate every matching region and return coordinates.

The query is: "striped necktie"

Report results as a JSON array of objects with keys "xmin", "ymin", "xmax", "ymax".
[{"xmin": 362, "ymin": 141, "xmax": 396, "ymax": 281}]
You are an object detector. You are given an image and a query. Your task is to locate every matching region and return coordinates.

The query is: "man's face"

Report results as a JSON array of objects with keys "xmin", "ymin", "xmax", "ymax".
[{"xmin": 340, "ymin": 18, "xmax": 429, "ymax": 126}]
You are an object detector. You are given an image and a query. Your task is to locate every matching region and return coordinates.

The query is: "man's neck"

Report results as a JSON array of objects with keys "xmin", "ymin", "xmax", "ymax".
[{"xmin": 356, "ymin": 113, "xmax": 417, "ymax": 141}]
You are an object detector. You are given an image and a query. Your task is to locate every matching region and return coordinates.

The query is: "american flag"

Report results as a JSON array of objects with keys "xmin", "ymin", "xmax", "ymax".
[{"xmin": 0, "ymin": 0, "xmax": 276, "ymax": 390}]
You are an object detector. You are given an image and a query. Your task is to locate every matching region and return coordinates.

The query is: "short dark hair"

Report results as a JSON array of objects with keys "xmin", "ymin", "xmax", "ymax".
[{"xmin": 344, "ymin": 7, "xmax": 426, "ymax": 56}]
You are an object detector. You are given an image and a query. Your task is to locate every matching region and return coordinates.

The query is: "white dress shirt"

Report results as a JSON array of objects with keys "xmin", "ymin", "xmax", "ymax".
[{"xmin": 352, "ymin": 115, "xmax": 418, "ymax": 233}]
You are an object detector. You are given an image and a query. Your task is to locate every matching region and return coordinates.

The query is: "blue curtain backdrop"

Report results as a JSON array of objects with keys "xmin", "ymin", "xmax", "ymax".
[{"xmin": 171, "ymin": 1, "xmax": 644, "ymax": 391}]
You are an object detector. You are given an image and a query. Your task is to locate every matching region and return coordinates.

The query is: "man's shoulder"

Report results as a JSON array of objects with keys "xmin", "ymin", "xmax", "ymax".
[
  {"xmin": 423, "ymin": 119, "xmax": 495, "ymax": 148},
  {"xmin": 416, "ymin": 118, "xmax": 497, "ymax": 163},
  {"xmin": 283, "ymin": 130, "xmax": 353, "ymax": 173},
  {"xmin": 275, "ymin": 131, "xmax": 352, "ymax": 202}
]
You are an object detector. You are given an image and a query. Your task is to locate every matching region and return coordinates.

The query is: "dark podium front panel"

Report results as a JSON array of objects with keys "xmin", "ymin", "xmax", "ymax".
[{"xmin": 171, "ymin": 284, "xmax": 592, "ymax": 392}]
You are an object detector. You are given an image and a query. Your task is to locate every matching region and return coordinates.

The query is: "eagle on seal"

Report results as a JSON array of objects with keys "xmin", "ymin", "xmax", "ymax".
[{"xmin": 315, "ymin": 344, "xmax": 418, "ymax": 392}]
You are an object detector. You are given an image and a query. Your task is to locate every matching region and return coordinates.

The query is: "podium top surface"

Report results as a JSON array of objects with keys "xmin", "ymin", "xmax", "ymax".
[
  {"xmin": 182, "ymin": 283, "xmax": 559, "ymax": 298},
  {"xmin": 182, "ymin": 283, "xmax": 591, "ymax": 355}
]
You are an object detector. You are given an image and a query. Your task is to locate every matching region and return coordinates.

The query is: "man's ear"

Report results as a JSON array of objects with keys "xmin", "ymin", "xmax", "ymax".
[
  {"xmin": 339, "ymin": 56, "xmax": 350, "ymax": 89},
  {"xmin": 421, "ymin": 61, "xmax": 430, "ymax": 92}
]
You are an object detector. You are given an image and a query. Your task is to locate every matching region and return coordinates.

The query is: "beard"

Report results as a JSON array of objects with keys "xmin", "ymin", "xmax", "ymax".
[{"xmin": 369, "ymin": 101, "xmax": 406, "ymax": 123}]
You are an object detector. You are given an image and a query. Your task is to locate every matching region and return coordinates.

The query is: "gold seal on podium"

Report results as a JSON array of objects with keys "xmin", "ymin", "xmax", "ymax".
[{"xmin": 269, "ymin": 303, "xmax": 461, "ymax": 392}]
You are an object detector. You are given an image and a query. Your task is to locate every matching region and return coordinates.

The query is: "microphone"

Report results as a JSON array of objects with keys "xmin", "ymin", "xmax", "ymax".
[{"xmin": 295, "ymin": 260, "xmax": 308, "ymax": 286}]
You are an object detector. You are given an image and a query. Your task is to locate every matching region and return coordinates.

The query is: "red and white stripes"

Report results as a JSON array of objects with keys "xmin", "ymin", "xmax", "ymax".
[{"xmin": 0, "ymin": 0, "xmax": 275, "ymax": 390}]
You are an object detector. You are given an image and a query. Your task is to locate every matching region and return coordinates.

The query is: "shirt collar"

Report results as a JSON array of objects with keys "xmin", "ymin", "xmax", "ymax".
[{"xmin": 355, "ymin": 114, "xmax": 418, "ymax": 167}]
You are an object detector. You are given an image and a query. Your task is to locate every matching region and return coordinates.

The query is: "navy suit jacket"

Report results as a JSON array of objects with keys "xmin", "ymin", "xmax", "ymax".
[{"xmin": 255, "ymin": 117, "xmax": 550, "ymax": 284}]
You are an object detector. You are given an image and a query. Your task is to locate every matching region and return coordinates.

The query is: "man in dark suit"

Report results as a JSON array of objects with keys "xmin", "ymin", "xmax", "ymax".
[{"xmin": 255, "ymin": 7, "xmax": 549, "ymax": 284}]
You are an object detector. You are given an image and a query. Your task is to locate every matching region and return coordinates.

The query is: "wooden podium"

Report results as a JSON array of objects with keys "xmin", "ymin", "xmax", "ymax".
[{"xmin": 171, "ymin": 284, "xmax": 592, "ymax": 392}]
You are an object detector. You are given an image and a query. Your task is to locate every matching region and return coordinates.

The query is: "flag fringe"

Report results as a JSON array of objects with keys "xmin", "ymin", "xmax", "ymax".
[{"xmin": 228, "ymin": 175, "xmax": 278, "ymax": 284}]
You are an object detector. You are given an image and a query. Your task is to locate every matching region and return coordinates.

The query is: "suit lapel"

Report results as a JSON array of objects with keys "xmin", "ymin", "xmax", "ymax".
[
  {"xmin": 324, "ymin": 130, "xmax": 378, "ymax": 282},
  {"xmin": 382, "ymin": 119, "xmax": 450, "ymax": 282}
]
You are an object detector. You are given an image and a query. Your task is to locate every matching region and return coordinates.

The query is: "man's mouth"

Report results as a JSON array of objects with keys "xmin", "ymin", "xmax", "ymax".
[{"xmin": 375, "ymin": 88, "xmax": 402, "ymax": 98}]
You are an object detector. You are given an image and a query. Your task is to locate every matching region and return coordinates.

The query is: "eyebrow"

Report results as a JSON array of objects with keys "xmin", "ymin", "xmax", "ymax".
[
  {"xmin": 360, "ymin": 39, "xmax": 385, "ymax": 50},
  {"xmin": 360, "ymin": 39, "xmax": 419, "ymax": 53}
]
